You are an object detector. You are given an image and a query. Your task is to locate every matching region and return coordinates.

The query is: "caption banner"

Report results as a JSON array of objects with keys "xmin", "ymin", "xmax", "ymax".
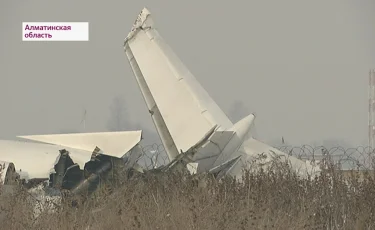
[{"xmin": 22, "ymin": 22, "xmax": 89, "ymax": 41}]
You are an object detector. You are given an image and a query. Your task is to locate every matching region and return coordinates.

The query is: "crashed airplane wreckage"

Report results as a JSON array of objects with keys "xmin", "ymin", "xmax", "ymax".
[
  {"xmin": 0, "ymin": 7, "xmax": 320, "ymax": 197},
  {"xmin": 124, "ymin": 8, "xmax": 320, "ymax": 180},
  {"xmin": 0, "ymin": 131, "xmax": 143, "ymax": 194}
]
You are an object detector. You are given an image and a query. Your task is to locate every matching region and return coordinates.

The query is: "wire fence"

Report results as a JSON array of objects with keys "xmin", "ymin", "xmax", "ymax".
[
  {"xmin": 278, "ymin": 145, "xmax": 375, "ymax": 170},
  {"xmin": 137, "ymin": 143, "xmax": 375, "ymax": 171}
]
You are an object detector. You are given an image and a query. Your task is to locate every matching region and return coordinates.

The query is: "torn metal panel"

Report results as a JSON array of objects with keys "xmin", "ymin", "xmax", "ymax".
[
  {"xmin": 0, "ymin": 140, "xmax": 93, "ymax": 180},
  {"xmin": 52, "ymin": 143, "xmax": 144, "ymax": 192},
  {"xmin": 18, "ymin": 131, "xmax": 142, "ymax": 158},
  {"xmin": 51, "ymin": 149, "xmax": 70, "ymax": 188},
  {"xmin": 49, "ymin": 149, "xmax": 84, "ymax": 190}
]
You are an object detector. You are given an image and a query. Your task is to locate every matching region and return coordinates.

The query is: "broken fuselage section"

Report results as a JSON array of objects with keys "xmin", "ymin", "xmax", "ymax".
[{"xmin": 0, "ymin": 131, "xmax": 143, "ymax": 195}]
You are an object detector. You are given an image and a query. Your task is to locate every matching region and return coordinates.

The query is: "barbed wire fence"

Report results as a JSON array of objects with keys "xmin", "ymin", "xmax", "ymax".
[
  {"xmin": 138, "ymin": 143, "xmax": 170, "ymax": 170},
  {"xmin": 278, "ymin": 145, "xmax": 375, "ymax": 170},
  {"xmin": 137, "ymin": 143, "xmax": 375, "ymax": 171}
]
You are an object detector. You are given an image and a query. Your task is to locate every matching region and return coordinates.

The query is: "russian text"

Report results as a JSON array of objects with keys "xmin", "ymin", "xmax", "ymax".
[
  {"xmin": 24, "ymin": 32, "xmax": 52, "ymax": 39},
  {"xmin": 24, "ymin": 25, "xmax": 71, "ymax": 31}
]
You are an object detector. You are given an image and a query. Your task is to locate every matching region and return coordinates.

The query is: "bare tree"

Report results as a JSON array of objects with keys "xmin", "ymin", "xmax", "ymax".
[{"xmin": 107, "ymin": 96, "xmax": 131, "ymax": 131}]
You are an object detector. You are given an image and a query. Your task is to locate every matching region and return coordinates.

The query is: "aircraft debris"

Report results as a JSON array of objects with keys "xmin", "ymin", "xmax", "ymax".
[
  {"xmin": 0, "ymin": 131, "xmax": 144, "ymax": 217},
  {"xmin": 0, "ymin": 7, "xmax": 324, "ymax": 221},
  {"xmin": 124, "ymin": 7, "xmax": 321, "ymax": 180},
  {"xmin": 0, "ymin": 161, "xmax": 19, "ymax": 185}
]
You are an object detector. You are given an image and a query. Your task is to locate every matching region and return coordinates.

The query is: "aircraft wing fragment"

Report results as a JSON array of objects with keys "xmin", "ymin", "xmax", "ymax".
[
  {"xmin": 18, "ymin": 131, "xmax": 142, "ymax": 158},
  {"xmin": 0, "ymin": 140, "xmax": 91, "ymax": 180}
]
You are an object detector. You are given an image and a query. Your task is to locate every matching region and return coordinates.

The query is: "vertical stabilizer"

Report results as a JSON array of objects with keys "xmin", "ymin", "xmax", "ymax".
[
  {"xmin": 124, "ymin": 44, "xmax": 179, "ymax": 161},
  {"xmin": 124, "ymin": 8, "xmax": 233, "ymax": 154}
]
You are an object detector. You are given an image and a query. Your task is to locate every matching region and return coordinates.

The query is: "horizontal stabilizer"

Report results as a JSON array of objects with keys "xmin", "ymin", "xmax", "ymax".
[
  {"xmin": 193, "ymin": 130, "xmax": 235, "ymax": 172},
  {"xmin": 18, "ymin": 131, "xmax": 142, "ymax": 158}
]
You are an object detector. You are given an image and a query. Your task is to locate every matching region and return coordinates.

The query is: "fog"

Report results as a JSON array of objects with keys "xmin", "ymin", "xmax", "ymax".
[{"xmin": 1, "ymin": 0, "xmax": 374, "ymax": 147}]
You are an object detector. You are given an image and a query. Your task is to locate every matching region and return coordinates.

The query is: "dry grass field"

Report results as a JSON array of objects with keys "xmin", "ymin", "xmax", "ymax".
[{"xmin": 1, "ymin": 159, "xmax": 375, "ymax": 230}]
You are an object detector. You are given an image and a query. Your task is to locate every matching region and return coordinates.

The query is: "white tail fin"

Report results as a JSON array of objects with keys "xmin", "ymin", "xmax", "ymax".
[{"xmin": 124, "ymin": 8, "xmax": 233, "ymax": 154}]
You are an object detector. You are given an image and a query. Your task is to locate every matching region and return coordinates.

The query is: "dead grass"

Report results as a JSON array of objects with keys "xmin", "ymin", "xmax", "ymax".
[{"xmin": 1, "ymin": 158, "xmax": 375, "ymax": 230}]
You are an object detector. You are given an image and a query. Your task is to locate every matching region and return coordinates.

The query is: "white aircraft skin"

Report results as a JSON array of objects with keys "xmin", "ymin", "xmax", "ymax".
[
  {"xmin": 0, "ymin": 140, "xmax": 92, "ymax": 180},
  {"xmin": 124, "ymin": 8, "xmax": 320, "ymax": 180},
  {"xmin": 0, "ymin": 131, "xmax": 142, "ymax": 183}
]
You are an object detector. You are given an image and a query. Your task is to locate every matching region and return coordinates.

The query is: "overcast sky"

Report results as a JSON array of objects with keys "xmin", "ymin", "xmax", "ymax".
[{"xmin": 0, "ymin": 0, "xmax": 374, "ymax": 147}]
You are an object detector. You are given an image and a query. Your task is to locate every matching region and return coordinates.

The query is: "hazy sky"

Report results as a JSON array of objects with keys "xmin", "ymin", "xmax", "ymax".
[{"xmin": 0, "ymin": 0, "xmax": 374, "ymax": 147}]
